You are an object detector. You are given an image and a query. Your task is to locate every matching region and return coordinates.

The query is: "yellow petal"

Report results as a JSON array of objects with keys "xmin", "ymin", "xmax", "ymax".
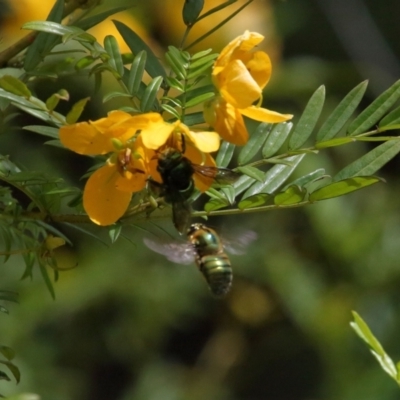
[
  {"xmin": 59, "ymin": 122, "xmax": 115, "ymax": 155},
  {"xmin": 140, "ymin": 117, "xmax": 176, "ymax": 150},
  {"xmin": 205, "ymin": 98, "xmax": 248, "ymax": 146},
  {"xmin": 244, "ymin": 51, "xmax": 271, "ymax": 89},
  {"xmin": 186, "ymin": 130, "xmax": 220, "ymax": 153},
  {"xmin": 239, "ymin": 106, "xmax": 293, "ymax": 123},
  {"xmin": 83, "ymin": 163, "xmax": 132, "ymax": 225},
  {"xmin": 217, "ymin": 59, "xmax": 261, "ymax": 109},
  {"xmin": 184, "ymin": 145, "xmax": 216, "ymax": 192},
  {"xmin": 214, "ymin": 31, "xmax": 264, "ymax": 74}
]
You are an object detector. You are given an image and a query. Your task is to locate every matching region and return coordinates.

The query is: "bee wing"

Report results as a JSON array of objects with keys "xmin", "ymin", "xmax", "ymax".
[
  {"xmin": 192, "ymin": 165, "xmax": 241, "ymax": 187},
  {"xmin": 143, "ymin": 237, "xmax": 195, "ymax": 265},
  {"xmin": 222, "ymin": 230, "xmax": 258, "ymax": 255}
]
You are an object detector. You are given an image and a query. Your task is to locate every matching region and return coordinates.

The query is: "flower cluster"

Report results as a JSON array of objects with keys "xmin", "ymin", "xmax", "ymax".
[{"xmin": 59, "ymin": 31, "xmax": 292, "ymax": 226}]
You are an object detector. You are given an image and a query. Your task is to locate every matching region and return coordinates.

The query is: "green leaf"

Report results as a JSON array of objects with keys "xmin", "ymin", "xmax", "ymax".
[
  {"xmin": 238, "ymin": 193, "xmax": 270, "ymax": 210},
  {"xmin": 128, "ymin": 50, "xmax": 147, "ymax": 95},
  {"xmin": 161, "ymin": 104, "xmax": 180, "ymax": 120},
  {"xmin": 350, "ymin": 311, "xmax": 397, "ymax": 379},
  {"xmin": 0, "ymin": 76, "xmax": 31, "ymax": 98},
  {"xmin": 282, "ymin": 168, "xmax": 326, "ymax": 191},
  {"xmin": 187, "ymin": 60, "xmax": 215, "ymax": 80},
  {"xmin": 0, "ymin": 290, "xmax": 18, "ymax": 303},
  {"xmin": 0, "ymin": 360, "xmax": 20, "ymax": 383},
  {"xmin": 23, "ymin": 125, "xmax": 59, "ymax": 139},
  {"xmin": 220, "ymin": 186, "xmax": 235, "ymax": 205},
  {"xmin": 289, "ymin": 85, "xmax": 325, "ymax": 149},
  {"xmin": 165, "ymin": 76, "xmax": 184, "ymax": 92},
  {"xmin": 75, "ymin": 6, "xmax": 128, "ymax": 31},
  {"xmin": 184, "ymin": 92, "xmax": 214, "ymax": 108},
  {"xmin": 24, "ymin": 0, "xmax": 64, "ymax": 70},
  {"xmin": 233, "ymin": 175, "xmax": 256, "ymax": 197},
  {"xmin": 102, "ymin": 91, "xmax": 132, "ymax": 103},
  {"xmin": 243, "ymin": 155, "xmax": 305, "ymax": 198},
  {"xmin": 22, "ymin": 21, "xmax": 93, "ymax": 40},
  {"xmin": 236, "ymin": 166, "xmax": 265, "ymax": 182},
  {"xmin": 0, "ymin": 346, "xmax": 15, "ymax": 361},
  {"xmin": 274, "ymin": 185, "xmax": 306, "ymax": 205},
  {"xmin": 333, "ymin": 139, "xmax": 400, "ymax": 181},
  {"xmin": 165, "ymin": 52, "xmax": 186, "ymax": 80},
  {"xmin": 38, "ymin": 260, "xmax": 56, "ymax": 300},
  {"xmin": 140, "ymin": 76, "xmax": 163, "ymax": 112},
  {"xmin": 66, "ymin": 97, "xmax": 90, "ymax": 124},
  {"xmin": 114, "ymin": 20, "xmax": 166, "ymax": 80},
  {"xmin": 315, "ymin": 136, "xmax": 356, "ymax": 149},
  {"xmin": 183, "ymin": 0, "xmax": 204, "ymax": 25},
  {"xmin": 309, "ymin": 176, "xmax": 380, "ymax": 201},
  {"xmin": 109, "ymin": 225, "xmax": 122, "ymax": 243},
  {"xmin": 204, "ymin": 198, "xmax": 229, "ymax": 212},
  {"xmin": 216, "ymin": 141, "xmax": 235, "ymax": 167},
  {"xmin": 262, "ymin": 122, "xmax": 292, "ymax": 158},
  {"xmin": 104, "ymin": 35, "xmax": 124, "ymax": 77},
  {"xmin": 191, "ymin": 48, "xmax": 213, "ymax": 60},
  {"xmin": 188, "ymin": 53, "xmax": 217, "ymax": 70},
  {"xmin": 182, "ymin": 111, "xmax": 204, "ymax": 126},
  {"xmin": 348, "ymin": 79, "xmax": 400, "ymax": 135},
  {"xmin": 316, "ymin": 80, "xmax": 368, "ymax": 142},
  {"xmin": 238, "ymin": 123, "xmax": 272, "ymax": 164},
  {"xmin": 379, "ymin": 105, "xmax": 400, "ymax": 127}
]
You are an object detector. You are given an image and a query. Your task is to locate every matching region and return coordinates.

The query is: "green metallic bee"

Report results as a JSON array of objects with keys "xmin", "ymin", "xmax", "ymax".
[
  {"xmin": 149, "ymin": 136, "xmax": 240, "ymax": 234},
  {"xmin": 144, "ymin": 223, "xmax": 257, "ymax": 297},
  {"xmin": 187, "ymin": 223, "xmax": 232, "ymax": 296}
]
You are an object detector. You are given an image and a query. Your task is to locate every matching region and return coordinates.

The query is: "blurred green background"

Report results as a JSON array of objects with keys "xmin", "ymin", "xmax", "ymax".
[{"xmin": 2, "ymin": 0, "xmax": 400, "ymax": 399}]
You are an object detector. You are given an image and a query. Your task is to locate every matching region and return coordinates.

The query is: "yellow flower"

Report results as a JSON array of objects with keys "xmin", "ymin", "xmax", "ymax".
[
  {"xmin": 139, "ymin": 115, "xmax": 220, "ymax": 192},
  {"xmin": 59, "ymin": 111, "xmax": 157, "ymax": 226},
  {"xmin": 205, "ymin": 31, "xmax": 292, "ymax": 145},
  {"xmin": 139, "ymin": 114, "xmax": 220, "ymax": 153}
]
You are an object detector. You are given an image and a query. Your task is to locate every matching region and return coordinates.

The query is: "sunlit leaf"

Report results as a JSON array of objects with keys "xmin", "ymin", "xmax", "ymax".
[
  {"xmin": 0, "ymin": 76, "xmax": 31, "ymax": 98},
  {"xmin": 334, "ymin": 140, "xmax": 400, "ymax": 181},
  {"xmin": 216, "ymin": 141, "xmax": 235, "ymax": 168},
  {"xmin": 109, "ymin": 225, "xmax": 122, "ymax": 244},
  {"xmin": 350, "ymin": 311, "xmax": 398, "ymax": 380},
  {"xmin": 128, "ymin": 50, "xmax": 147, "ymax": 95},
  {"xmin": 315, "ymin": 137, "xmax": 356, "ymax": 149},
  {"xmin": 204, "ymin": 198, "xmax": 229, "ymax": 212},
  {"xmin": 236, "ymin": 166, "xmax": 264, "ymax": 182},
  {"xmin": 348, "ymin": 79, "xmax": 400, "ymax": 135},
  {"xmin": 233, "ymin": 174, "xmax": 256, "ymax": 197},
  {"xmin": 274, "ymin": 185, "xmax": 306, "ymax": 205},
  {"xmin": 238, "ymin": 193, "xmax": 270, "ymax": 210},
  {"xmin": 66, "ymin": 97, "xmax": 90, "ymax": 124},
  {"xmin": 238, "ymin": 123, "xmax": 272, "ymax": 165},
  {"xmin": 243, "ymin": 155, "xmax": 305, "ymax": 198},
  {"xmin": 185, "ymin": 92, "xmax": 215, "ymax": 108},
  {"xmin": 140, "ymin": 76, "xmax": 163, "ymax": 112},
  {"xmin": 289, "ymin": 85, "xmax": 325, "ymax": 149},
  {"xmin": 316, "ymin": 80, "xmax": 368, "ymax": 142},
  {"xmin": 104, "ymin": 35, "xmax": 124, "ymax": 77},
  {"xmin": 309, "ymin": 176, "xmax": 381, "ymax": 201},
  {"xmin": 379, "ymin": 105, "xmax": 400, "ymax": 127},
  {"xmin": 282, "ymin": 168, "xmax": 326, "ymax": 191},
  {"xmin": 262, "ymin": 122, "xmax": 292, "ymax": 158}
]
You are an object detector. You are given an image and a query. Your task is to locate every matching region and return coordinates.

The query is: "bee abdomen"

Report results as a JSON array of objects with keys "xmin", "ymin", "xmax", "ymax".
[{"xmin": 199, "ymin": 254, "xmax": 232, "ymax": 297}]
